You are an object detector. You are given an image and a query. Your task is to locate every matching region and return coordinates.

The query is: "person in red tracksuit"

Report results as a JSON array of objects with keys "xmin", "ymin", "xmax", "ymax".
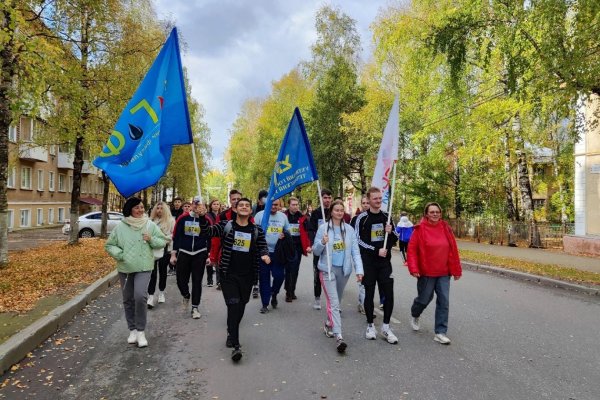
[
  {"xmin": 407, "ymin": 202, "xmax": 462, "ymax": 345},
  {"xmin": 284, "ymin": 197, "xmax": 311, "ymax": 302}
]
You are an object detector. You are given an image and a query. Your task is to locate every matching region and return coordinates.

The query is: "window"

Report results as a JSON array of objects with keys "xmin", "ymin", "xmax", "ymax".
[
  {"xmin": 87, "ymin": 213, "xmax": 101, "ymax": 220},
  {"xmin": 37, "ymin": 170, "xmax": 44, "ymax": 191},
  {"xmin": 8, "ymin": 125, "xmax": 17, "ymax": 142},
  {"xmin": 69, "ymin": 175, "xmax": 73, "ymax": 192},
  {"xmin": 7, "ymin": 210, "xmax": 14, "ymax": 230},
  {"xmin": 21, "ymin": 167, "xmax": 32, "ymax": 189},
  {"xmin": 7, "ymin": 167, "xmax": 15, "ymax": 189},
  {"xmin": 49, "ymin": 145, "xmax": 57, "ymax": 156},
  {"xmin": 48, "ymin": 171, "xmax": 55, "ymax": 191},
  {"xmin": 81, "ymin": 178, "xmax": 87, "ymax": 194},
  {"xmin": 20, "ymin": 209, "xmax": 31, "ymax": 227},
  {"xmin": 58, "ymin": 207, "xmax": 65, "ymax": 223},
  {"xmin": 37, "ymin": 208, "xmax": 43, "ymax": 226},
  {"xmin": 58, "ymin": 174, "xmax": 66, "ymax": 192},
  {"xmin": 20, "ymin": 117, "xmax": 32, "ymax": 141},
  {"xmin": 48, "ymin": 208, "xmax": 54, "ymax": 224},
  {"xmin": 533, "ymin": 199, "xmax": 546, "ymax": 210}
]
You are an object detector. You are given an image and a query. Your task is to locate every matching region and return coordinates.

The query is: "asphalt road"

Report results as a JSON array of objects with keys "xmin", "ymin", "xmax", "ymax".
[{"xmin": 1, "ymin": 256, "xmax": 599, "ymax": 400}]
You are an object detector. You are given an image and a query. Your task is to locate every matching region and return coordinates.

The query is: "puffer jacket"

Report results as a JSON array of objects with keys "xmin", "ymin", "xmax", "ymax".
[{"xmin": 105, "ymin": 220, "xmax": 168, "ymax": 273}]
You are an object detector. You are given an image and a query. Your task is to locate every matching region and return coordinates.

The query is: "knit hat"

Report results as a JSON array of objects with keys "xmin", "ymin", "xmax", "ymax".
[
  {"xmin": 193, "ymin": 196, "xmax": 202, "ymax": 204},
  {"xmin": 122, "ymin": 197, "xmax": 143, "ymax": 217}
]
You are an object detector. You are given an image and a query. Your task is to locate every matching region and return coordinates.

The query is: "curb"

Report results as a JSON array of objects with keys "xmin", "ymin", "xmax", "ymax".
[
  {"xmin": 462, "ymin": 261, "xmax": 600, "ymax": 296},
  {"xmin": 0, "ymin": 270, "xmax": 119, "ymax": 375}
]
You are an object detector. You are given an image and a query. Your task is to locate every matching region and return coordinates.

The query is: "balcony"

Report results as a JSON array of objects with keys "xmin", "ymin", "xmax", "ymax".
[
  {"xmin": 82, "ymin": 160, "xmax": 98, "ymax": 175},
  {"xmin": 57, "ymin": 151, "xmax": 74, "ymax": 169},
  {"xmin": 19, "ymin": 143, "xmax": 48, "ymax": 162}
]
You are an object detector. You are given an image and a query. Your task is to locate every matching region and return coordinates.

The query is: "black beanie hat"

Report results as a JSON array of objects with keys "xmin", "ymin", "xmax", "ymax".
[{"xmin": 122, "ymin": 197, "xmax": 143, "ymax": 217}]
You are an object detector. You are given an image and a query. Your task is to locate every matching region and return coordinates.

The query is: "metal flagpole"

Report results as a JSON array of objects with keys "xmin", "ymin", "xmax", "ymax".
[
  {"xmin": 190, "ymin": 142, "xmax": 202, "ymax": 200},
  {"xmin": 383, "ymin": 161, "xmax": 397, "ymax": 249},
  {"xmin": 316, "ymin": 180, "xmax": 332, "ymax": 279}
]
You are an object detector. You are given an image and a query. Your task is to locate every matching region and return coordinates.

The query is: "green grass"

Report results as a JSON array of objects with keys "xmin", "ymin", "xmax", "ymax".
[{"xmin": 460, "ymin": 249, "xmax": 600, "ymax": 286}]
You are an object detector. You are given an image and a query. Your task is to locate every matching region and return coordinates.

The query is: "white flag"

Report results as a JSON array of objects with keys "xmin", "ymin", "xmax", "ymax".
[{"xmin": 371, "ymin": 95, "xmax": 399, "ymax": 212}]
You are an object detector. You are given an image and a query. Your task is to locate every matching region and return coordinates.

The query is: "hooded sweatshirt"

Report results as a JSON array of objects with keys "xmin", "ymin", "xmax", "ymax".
[{"xmin": 407, "ymin": 217, "xmax": 461, "ymax": 278}]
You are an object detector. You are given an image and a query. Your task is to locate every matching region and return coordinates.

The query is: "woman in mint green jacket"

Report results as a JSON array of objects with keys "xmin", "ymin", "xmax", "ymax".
[{"xmin": 105, "ymin": 197, "xmax": 167, "ymax": 348}]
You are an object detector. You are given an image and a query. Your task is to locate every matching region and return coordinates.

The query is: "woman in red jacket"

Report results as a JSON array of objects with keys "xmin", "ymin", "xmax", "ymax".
[{"xmin": 407, "ymin": 202, "xmax": 461, "ymax": 345}]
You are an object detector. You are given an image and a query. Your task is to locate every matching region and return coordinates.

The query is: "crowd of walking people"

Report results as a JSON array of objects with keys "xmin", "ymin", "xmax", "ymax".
[{"xmin": 104, "ymin": 187, "xmax": 462, "ymax": 362}]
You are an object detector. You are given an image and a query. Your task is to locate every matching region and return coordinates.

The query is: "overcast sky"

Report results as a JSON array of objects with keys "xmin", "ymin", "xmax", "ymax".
[{"xmin": 152, "ymin": 0, "xmax": 392, "ymax": 169}]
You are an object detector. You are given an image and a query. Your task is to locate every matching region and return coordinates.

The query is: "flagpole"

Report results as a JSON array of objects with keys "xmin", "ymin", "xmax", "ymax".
[
  {"xmin": 316, "ymin": 180, "xmax": 332, "ymax": 279},
  {"xmin": 383, "ymin": 160, "xmax": 397, "ymax": 249},
  {"xmin": 190, "ymin": 141, "xmax": 202, "ymax": 200}
]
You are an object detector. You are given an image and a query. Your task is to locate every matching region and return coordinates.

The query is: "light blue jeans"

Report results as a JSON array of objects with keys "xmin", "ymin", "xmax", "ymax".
[{"xmin": 410, "ymin": 276, "xmax": 451, "ymax": 334}]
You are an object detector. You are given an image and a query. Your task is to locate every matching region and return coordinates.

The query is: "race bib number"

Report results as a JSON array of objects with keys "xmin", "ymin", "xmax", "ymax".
[
  {"xmin": 318, "ymin": 219, "xmax": 324, "ymax": 227},
  {"xmin": 267, "ymin": 225, "xmax": 283, "ymax": 235},
  {"xmin": 232, "ymin": 231, "xmax": 251, "ymax": 253},
  {"xmin": 289, "ymin": 223, "xmax": 300, "ymax": 236},
  {"xmin": 332, "ymin": 239, "xmax": 345, "ymax": 252},
  {"xmin": 184, "ymin": 221, "xmax": 200, "ymax": 236},
  {"xmin": 371, "ymin": 223, "xmax": 384, "ymax": 242}
]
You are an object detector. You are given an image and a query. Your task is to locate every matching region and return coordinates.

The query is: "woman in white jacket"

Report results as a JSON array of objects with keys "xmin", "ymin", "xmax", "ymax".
[{"xmin": 313, "ymin": 200, "xmax": 364, "ymax": 353}]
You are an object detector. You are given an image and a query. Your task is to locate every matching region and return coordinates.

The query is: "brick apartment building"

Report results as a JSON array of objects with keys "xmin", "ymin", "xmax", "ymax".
[{"xmin": 7, "ymin": 115, "xmax": 106, "ymax": 231}]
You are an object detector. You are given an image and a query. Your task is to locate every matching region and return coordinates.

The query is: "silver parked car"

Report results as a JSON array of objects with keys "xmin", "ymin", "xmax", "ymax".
[{"xmin": 62, "ymin": 211, "xmax": 124, "ymax": 238}]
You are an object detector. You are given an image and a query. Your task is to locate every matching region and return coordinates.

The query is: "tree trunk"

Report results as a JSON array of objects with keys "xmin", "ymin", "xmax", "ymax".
[
  {"xmin": 69, "ymin": 9, "xmax": 91, "ymax": 245},
  {"xmin": 0, "ymin": 3, "xmax": 18, "ymax": 266},
  {"xmin": 513, "ymin": 115, "xmax": 542, "ymax": 248},
  {"xmin": 454, "ymin": 150, "xmax": 462, "ymax": 218},
  {"xmin": 100, "ymin": 171, "xmax": 109, "ymax": 238},
  {"xmin": 503, "ymin": 130, "xmax": 518, "ymax": 246}
]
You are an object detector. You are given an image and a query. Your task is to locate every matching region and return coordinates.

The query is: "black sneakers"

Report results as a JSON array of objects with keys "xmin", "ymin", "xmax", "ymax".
[
  {"xmin": 231, "ymin": 346, "xmax": 242, "ymax": 362},
  {"xmin": 252, "ymin": 286, "xmax": 259, "ymax": 298},
  {"xmin": 271, "ymin": 295, "xmax": 278, "ymax": 309}
]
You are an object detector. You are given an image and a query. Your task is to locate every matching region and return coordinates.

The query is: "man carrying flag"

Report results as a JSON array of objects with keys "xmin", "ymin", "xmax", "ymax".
[
  {"xmin": 259, "ymin": 107, "xmax": 319, "ymax": 311},
  {"xmin": 93, "ymin": 27, "xmax": 193, "ymax": 197}
]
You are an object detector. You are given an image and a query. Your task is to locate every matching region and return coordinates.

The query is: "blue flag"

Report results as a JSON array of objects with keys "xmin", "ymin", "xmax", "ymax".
[
  {"xmin": 262, "ymin": 108, "xmax": 318, "ymax": 232},
  {"xmin": 93, "ymin": 28, "xmax": 193, "ymax": 197}
]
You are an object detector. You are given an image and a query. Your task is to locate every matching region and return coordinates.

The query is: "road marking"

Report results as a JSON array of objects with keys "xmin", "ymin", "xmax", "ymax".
[{"xmin": 374, "ymin": 308, "xmax": 401, "ymax": 324}]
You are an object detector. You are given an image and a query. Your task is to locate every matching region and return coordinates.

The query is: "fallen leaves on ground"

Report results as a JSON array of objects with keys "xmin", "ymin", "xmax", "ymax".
[
  {"xmin": 460, "ymin": 249, "xmax": 600, "ymax": 285},
  {"xmin": 0, "ymin": 239, "xmax": 115, "ymax": 313}
]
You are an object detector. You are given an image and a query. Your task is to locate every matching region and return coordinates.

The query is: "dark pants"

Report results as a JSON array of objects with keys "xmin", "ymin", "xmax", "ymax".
[
  {"xmin": 221, "ymin": 274, "xmax": 253, "ymax": 347},
  {"xmin": 411, "ymin": 276, "xmax": 451, "ymax": 334},
  {"xmin": 148, "ymin": 250, "xmax": 168, "ymax": 294},
  {"xmin": 362, "ymin": 257, "xmax": 394, "ymax": 324},
  {"xmin": 206, "ymin": 263, "xmax": 214, "ymax": 285},
  {"xmin": 398, "ymin": 241, "xmax": 408, "ymax": 262},
  {"xmin": 259, "ymin": 252, "xmax": 285, "ymax": 307},
  {"xmin": 312, "ymin": 255, "xmax": 322, "ymax": 298},
  {"xmin": 285, "ymin": 247, "xmax": 302, "ymax": 296},
  {"xmin": 176, "ymin": 251, "xmax": 207, "ymax": 307}
]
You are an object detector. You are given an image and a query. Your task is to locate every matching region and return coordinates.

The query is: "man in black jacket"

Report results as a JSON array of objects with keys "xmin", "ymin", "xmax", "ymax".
[{"xmin": 355, "ymin": 187, "xmax": 399, "ymax": 345}]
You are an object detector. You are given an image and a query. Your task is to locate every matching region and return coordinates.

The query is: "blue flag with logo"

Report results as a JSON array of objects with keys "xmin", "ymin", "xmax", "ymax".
[
  {"xmin": 261, "ymin": 107, "xmax": 318, "ymax": 232},
  {"xmin": 93, "ymin": 28, "xmax": 193, "ymax": 197}
]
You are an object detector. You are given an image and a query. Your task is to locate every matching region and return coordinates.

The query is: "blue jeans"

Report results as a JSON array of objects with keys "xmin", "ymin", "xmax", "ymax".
[
  {"xmin": 411, "ymin": 276, "xmax": 451, "ymax": 334},
  {"xmin": 259, "ymin": 252, "xmax": 285, "ymax": 307}
]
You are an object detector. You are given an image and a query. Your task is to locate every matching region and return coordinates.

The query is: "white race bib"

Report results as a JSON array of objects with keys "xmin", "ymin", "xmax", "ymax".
[
  {"xmin": 232, "ymin": 231, "xmax": 251, "ymax": 253},
  {"xmin": 371, "ymin": 223, "xmax": 384, "ymax": 242},
  {"xmin": 184, "ymin": 221, "xmax": 200, "ymax": 237},
  {"xmin": 289, "ymin": 223, "xmax": 300, "ymax": 237}
]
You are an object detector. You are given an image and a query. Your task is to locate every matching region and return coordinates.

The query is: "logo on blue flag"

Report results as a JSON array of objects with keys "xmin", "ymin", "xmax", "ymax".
[
  {"xmin": 262, "ymin": 108, "xmax": 318, "ymax": 232},
  {"xmin": 93, "ymin": 27, "xmax": 193, "ymax": 198}
]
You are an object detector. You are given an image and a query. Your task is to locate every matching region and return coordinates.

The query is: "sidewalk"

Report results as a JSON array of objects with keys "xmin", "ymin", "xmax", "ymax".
[{"xmin": 457, "ymin": 239, "xmax": 600, "ymax": 274}]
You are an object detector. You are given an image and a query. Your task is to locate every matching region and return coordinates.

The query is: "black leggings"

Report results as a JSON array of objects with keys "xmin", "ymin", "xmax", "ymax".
[
  {"xmin": 363, "ymin": 258, "xmax": 394, "ymax": 324},
  {"xmin": 398, "ymin": 241, "xmax": 408, "ymax": 261},
  {"xmin": 176, "ymin": 251, "xmax": 207, "ymax": 307},
  {"xmin": 148, "ymin": 251, "xmax": 168, "ymax": 294},
  {"xmin": 313, "ymin": 255, "xmax": 321, "ymax": 298}
]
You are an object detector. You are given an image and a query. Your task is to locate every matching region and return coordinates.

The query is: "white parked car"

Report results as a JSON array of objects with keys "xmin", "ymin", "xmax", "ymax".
[{"xmin": 62, "ymin": 211, "xmax": 124, "ymax": 238}]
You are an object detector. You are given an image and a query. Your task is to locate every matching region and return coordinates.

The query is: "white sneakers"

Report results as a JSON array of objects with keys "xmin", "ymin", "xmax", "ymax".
[
  {"xmin": 365, "ymin": 324, "xmax": 377, "ymax": 340},
  {"xmin": 192, "ymin": 308, "xmax": 201, "ymax": 319},
  {"xmin": 127, "ymin": 330, "xmax": 138, "ymax": 344},
  {"xmin": 147, "ymin": 295, "xmax": 155, "ymax": 309},
  {"xmin": 410, "ymin": 317, "xmax": 420, "ymax": 331},
  {"xmin": 434, "ymin": 333, "xmax": 451, "ymax": 345},
  {"xmin": 158, "ymin": 292, "xmax": 165, "ymax": 303},
  {"xmin": 136, "ymin": 331, "xmax": 148, "ymax": 348},
  {"xmin": 381, "ymin": 328, "xmax": 398, "ymax": 344},
  {"xmin": 127, "ymin": 330, "xmax": 148, "ymax": 347},
  {"xmin": 313, "ymin": 298, "xmax": 321, "ymax": 310}
]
